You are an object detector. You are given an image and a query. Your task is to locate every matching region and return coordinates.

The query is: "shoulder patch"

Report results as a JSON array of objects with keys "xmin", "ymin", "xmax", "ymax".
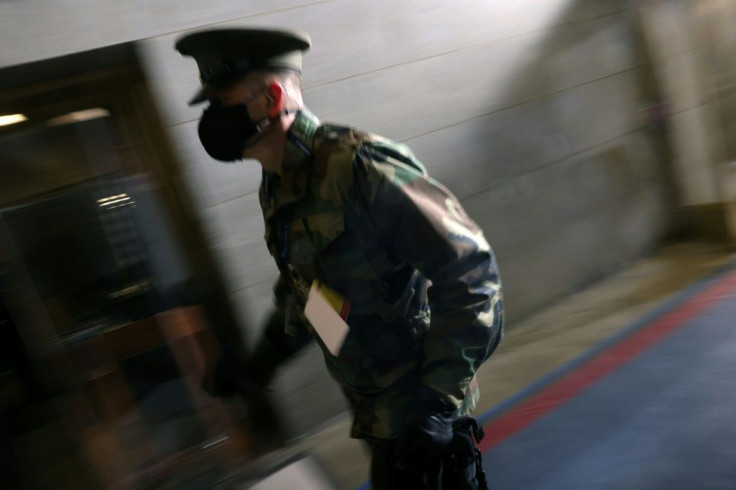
[
  {"xmin": 310, "ymin": 124, "xmax": 428, "ymax": 207},
  {"xmin": 312, "ymin": 124, "xmax": 369, "ymax": 207}
]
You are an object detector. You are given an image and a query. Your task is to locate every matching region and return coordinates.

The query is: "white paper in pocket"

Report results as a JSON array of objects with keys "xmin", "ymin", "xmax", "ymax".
[{"xmin": 304, "ymin": 281, "xmax": 350, "ymax": 356}]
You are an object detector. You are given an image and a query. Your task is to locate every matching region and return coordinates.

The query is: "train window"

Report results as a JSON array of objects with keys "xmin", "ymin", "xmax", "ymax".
[{"xmin": 0, "ymin": 43, "xmax": 249, "ymax": 488}]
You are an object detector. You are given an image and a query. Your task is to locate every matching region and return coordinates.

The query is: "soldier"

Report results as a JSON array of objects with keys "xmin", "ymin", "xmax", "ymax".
[{"xmin": 175, "ymin": 28, "xmax": 503, "ymax": 489}]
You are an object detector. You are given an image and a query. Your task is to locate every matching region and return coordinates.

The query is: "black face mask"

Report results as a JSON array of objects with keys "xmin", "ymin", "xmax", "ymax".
[{"xmin": 197, "ymin": 98, "xmax": 269, "ymax": 162}]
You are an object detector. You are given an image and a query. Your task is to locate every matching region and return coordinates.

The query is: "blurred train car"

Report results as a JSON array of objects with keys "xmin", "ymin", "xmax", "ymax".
[{"xmin": 0, "ymin": 45, "xmax": 263, "ymax": 489}]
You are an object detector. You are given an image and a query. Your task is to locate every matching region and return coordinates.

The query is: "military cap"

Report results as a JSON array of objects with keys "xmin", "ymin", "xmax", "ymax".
[{"xmin": 175, "ymin": 28, "xmax": 311, "ymax": 105}]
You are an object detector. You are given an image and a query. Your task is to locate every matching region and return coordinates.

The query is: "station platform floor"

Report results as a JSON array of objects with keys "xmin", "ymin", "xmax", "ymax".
[{"xmin": 231, "ymin": 241, "xmax": 735, "ymax": 489}]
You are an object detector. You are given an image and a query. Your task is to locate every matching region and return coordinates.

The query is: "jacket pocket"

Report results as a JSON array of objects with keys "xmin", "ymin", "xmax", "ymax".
[
  {"xmin": 303, "ymin": 211, "xmax": 345, "ymax": 251},
  {"xmin": 285, "ymin": 210, "xmax": 345, "ymax": 268}
]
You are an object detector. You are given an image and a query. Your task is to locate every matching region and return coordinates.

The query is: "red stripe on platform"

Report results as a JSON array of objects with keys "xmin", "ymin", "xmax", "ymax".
[{"xmin": 479, "ymin": 269, "xmax": 736, "ymax": 453}]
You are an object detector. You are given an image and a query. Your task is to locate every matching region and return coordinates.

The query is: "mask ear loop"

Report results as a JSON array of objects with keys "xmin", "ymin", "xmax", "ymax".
[
  {"xmin": 243, "ymin": 107, "xmax": 300, "ymax": 147},
  {"xmin": 240, "ymin": 82, "xmax": 300, "ymax": 146}
]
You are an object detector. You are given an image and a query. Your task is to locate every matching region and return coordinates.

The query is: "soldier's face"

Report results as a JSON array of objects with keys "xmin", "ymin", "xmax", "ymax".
[{"xmin": 197, "ymin": 77, "xmax": 275, "ymax": 162}]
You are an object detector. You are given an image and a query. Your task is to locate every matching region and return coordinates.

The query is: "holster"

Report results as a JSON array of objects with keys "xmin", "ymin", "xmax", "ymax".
[
  {"xmin": 379, "ymin": 417, "xmax": 489, "ymax": 490},
  {"xmin": 440, "ymin": 417, "xmax": 489, "ymax": 490}
]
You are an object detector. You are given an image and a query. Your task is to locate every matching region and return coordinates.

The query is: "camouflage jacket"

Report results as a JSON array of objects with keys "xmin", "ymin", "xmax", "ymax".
[{"xmin": 256, "ymin": 108, "xmax": 503, "ymax": 439}]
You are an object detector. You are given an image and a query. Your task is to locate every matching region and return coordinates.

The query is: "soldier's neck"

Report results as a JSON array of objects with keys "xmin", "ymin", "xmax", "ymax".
[
  {"xmin": 247, "ymin": 114, "xmax": 296, "ymax": 175},
  {"xmin": 259, "ymin": 145, "xmax": 285, "ymax": 175}
]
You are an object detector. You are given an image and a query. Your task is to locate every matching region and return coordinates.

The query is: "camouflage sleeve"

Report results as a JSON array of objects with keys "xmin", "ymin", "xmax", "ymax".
[
  {"xmin": 247, "ymin": 274, "xmax": 314, "ymax": 386},
  {"xmin": 352, "ymin": 142, "xmax": 503, "ymax": 408}
]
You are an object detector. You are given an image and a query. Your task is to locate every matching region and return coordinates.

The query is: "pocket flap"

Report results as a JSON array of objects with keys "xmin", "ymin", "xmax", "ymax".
[{"xmin": 303, "ymin": 211, "xmax": 345, "ymax": 252}]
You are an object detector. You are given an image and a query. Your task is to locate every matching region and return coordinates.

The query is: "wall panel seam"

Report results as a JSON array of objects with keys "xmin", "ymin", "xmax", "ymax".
[{"xmin": 460, "ymin": 125, "xmax": 649, "ymax": 204}]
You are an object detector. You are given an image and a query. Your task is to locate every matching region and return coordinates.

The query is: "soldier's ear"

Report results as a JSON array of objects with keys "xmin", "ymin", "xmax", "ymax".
[{"xmin": 266, "ymin": 82, "xmax": 285, "ymax": 118}]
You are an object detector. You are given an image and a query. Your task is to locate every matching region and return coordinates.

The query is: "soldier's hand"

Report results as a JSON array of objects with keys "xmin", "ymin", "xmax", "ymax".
[
  {"xmin": 393, "ymin": 387, "xmax": 456, "ymax": 469},
  {"xmin": 202, "ymin": 353, "xmax": 240, "ymax": 398},
  {"xmin": 202, "ymin": 353, "xmax": 270, "ymax": 399}
]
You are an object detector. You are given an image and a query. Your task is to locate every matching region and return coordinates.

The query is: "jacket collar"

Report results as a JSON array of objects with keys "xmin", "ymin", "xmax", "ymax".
[{"xmin": 262, "ymin": 107, "xmax": 319, "ymax": 218}]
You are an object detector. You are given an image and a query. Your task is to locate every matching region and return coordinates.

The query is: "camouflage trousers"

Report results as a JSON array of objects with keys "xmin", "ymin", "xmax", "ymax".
[{"xmin": 367, "ymin": 417, "xmax": 489, "ymax": 490}]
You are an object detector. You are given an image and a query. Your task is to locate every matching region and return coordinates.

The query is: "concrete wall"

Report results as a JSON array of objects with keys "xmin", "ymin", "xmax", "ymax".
[
  {"xmin": 1, "ymin": 0, "xmax": 680, "ymax": 435},
  {"xmin": 638, "ymin": 0, "xmax": 736, "ymax": 244}
]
